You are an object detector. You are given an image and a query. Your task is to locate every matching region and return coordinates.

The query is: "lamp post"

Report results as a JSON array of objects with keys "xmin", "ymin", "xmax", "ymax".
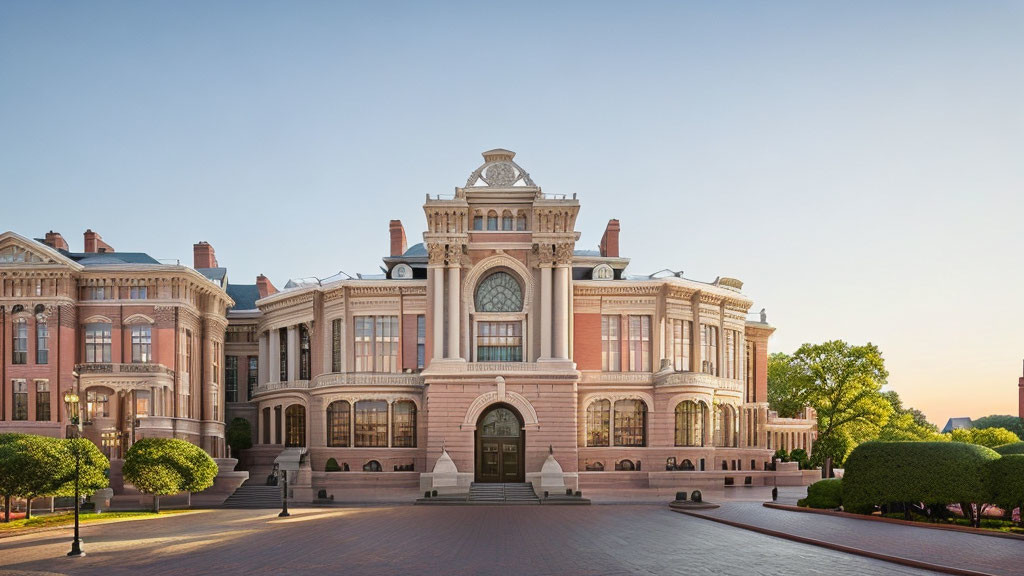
[
  {"xmin": 278, "ymin": 469, "xmax": 290, "ymax": 517},
  {"xmin": 65, "ymin": 370, "xmax": 85, "ymax": 557}
]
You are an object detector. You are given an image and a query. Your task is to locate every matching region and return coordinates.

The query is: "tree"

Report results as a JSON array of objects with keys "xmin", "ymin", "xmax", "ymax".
[
  {"xmin": 770, "ymin": 341, "xmax": 893, "ymax": 465},
  {"xmin": 947, "ymin": 427, "xmax": 1021, "ymax": 449},
  {"xmin": 226, "ymin": 418, "xmax": 253, "ymax": 456},
  {"xmin": 0, "ymin": 435, "xmax": 108, "ymax": 520},
  {"xmin": 54, "ymin": 438, "xmax": 110, "ymax": 498},
  {"xmin": 971, "ymin": 415, "xmax": 1024, "ymax": 438},
  {"xmin": 0, "ymin": 434, "xmax": 31, "ymax": 522},
  {"xmin": 123, "ymin": 438, "xmax": 218, "ymax": 512}
]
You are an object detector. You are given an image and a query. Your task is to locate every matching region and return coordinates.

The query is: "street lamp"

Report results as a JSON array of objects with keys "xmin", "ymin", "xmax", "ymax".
[
  {"xmin": 64, "ymin": 370, "xmax": 84, "ymax": 557},
  {"xmin": 279, "ymin": 469, "xmax": 290, "ymax": 518}
]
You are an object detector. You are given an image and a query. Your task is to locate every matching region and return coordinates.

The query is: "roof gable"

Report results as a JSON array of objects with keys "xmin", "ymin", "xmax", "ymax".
[{"xmin": 0, "ymin": 231, "xmax": 83, "ymax": 270}]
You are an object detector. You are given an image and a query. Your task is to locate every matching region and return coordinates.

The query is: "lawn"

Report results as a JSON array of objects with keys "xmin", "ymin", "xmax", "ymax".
[{"xmin": 0, "ymin": 510, "xmax": 194, "ymax": 533}]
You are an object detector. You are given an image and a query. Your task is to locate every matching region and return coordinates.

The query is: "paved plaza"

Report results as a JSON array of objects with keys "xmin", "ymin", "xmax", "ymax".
[{"xmin": 0, "ymin": 505, "xmax": 947, "ymax": 576}]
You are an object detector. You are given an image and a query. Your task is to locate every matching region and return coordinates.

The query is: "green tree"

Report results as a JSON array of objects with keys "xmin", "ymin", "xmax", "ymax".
[
  {"xmin": 770, "ymin": 341, "xmax": 893, "ymax": 465},
  {"xmin": 226, "ymin": 418, "xmax": 253, "ymax": 456},
  {"xmin": 123, "ymin": 438, "xmax": 218, "ymax": 512},
  {"xmin": 947, "ymin": 427, "xmax": 1020, "ymax": 449},
  {"xmin": 987, "ymin": 455, "xmax": 1024, "ymax": 524},
  {"xmin": 53, "ymin": 438, "xmax": 110, "ymax": 498},
  {"xmin": 0, "ymin": 435, "xmax": 107, "ymax": 520},
  {"xmin": 971, "ymin": 415, "xmax": 1024, "ymax": 438}
]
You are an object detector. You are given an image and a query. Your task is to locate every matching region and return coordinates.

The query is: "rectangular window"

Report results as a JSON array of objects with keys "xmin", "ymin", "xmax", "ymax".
[
  {"xmin": 212, "ymin": 341, "xmax": 221, "ymax": 385},
  {"xmin": 278, "ymin": 328, "xmax": 287, "ymax": 381},
  {"xmin": 135, "ymin": 390, "xmax": 150, "ymax": 416},
  {"xmin": 225, "ymin": 325, "xmax": 257, "ymax": 343},
  {"xmin": 131, "ymin": 325, "xmax": 152, "ymax": 363},
  {"xmin": 225, "ymin": 355, "xmax": 238, "ymax": 403},
  {"xmin": 85, "ymin": 323, "xmax": 112, "ymax": 363},
  {"xmin": 35, "ymin": 279, "xmax": 42, "ymax": 297},
  {"xmin": 36, "ymin": 322, "xmax": 49, "ymax": 365},
  {"xmin": 129, "ymin": 286, "xmax": 147, "ymax": 299},
  {"xmin": 701, "ymin": 324, "xmax": 718, "ymax": 375},
  {"xmin": 184, "ymin": 329, "xmax": 193, "ymax": 373},
  {"xmin": 354, "ymin": 400, "xmax": 388, "ymax": 447},
  {"xmin": 416, "ymin": 315, "xmax": 426, "ymax": 369},
  {"xmin": 83, "ymin": 286, "xmax": 112, "ymax": 300},
  {"xmin": 12, "ymin": 319, "xmax": 28, "ymax": 364},
  {"xmin": 87, "ymin": 389, "xmax": 110, "ymax": 420},
  {"xmin": 12, "ymin": 380, "xmax": 28, "ymax": 421},
  {"xmin": 262, "ymin": 407, "xmax": 271, "ymax": 444},
  {"xmin": 476, "ymin": 321, "xmax": 523, "ymax": 362},
  {"xmin": 247, "ymin": 356, "xmax": 258, "ymax": 400},
  {"xmin": 671, "ymin": 319, "xmax": 692, "ymax": 372},
  {"xmin": 392, "ymin": 402, "xmax": 416, "ymax": 447},
  {"xmin": 627, "ymin": 315, "xmax": 651, "ymax": 372},
  {"xmin": 601, "ymin": 316, "xmax": 621, "ymax": 371},
  {"xmin": 354, "ymin": 316, "xmax": 400, "ymax": 372},
  {"xmin": 299, "ymin": 326, "xmax": 310, "ymax": 380},
  {"xmin": 35, "ymin": 380, "xmax": 50, "ymax": 421},
  {"xmin": 331, "ymin": 319, "xmax": 342, "ymax": 372},
  {"xmin": 725, "ymin": 330, "xmax": 741, "ymax": 379}
]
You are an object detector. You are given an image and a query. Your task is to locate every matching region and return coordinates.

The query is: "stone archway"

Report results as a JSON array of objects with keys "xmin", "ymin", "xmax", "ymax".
[{"xmin": 474, "ymin": 403, "xmax": 525, "ymax": 483}]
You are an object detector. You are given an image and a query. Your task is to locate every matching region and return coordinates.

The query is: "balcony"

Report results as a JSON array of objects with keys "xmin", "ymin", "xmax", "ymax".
[
  {"xmin": 654, "ymin": 371, "xmax": 744, "ymax": 393},
  {"xmin": 75, "ymin": 363, "xmax": 175, "ymax": 376},
  {"xmin": 312, "ymin": 373, "xmax": 423, "ymax": 389},
  {"xmin": 74, "ymin": 363, "xmax": 175, "ymax": 392}
]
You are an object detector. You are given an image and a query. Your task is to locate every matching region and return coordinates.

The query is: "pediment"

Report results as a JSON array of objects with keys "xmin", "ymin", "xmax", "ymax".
[{"xmin": 0, "ymin": 232, "xmax": 82, "ymax": 270}]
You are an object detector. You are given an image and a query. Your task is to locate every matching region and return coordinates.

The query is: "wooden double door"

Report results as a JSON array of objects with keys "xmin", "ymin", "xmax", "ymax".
[{"xmin": 475, "ymin": 405, "xmax": 525, "ymax": 483}]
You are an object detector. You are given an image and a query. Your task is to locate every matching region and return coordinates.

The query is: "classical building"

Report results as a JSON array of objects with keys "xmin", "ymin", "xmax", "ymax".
[
  {"xmin": 241, "ymin": 149, "xmax": 817, "ymax": 498},
  {"xmin": 0, "ymin": 230, "xmax": 233, "ymax": 458}
]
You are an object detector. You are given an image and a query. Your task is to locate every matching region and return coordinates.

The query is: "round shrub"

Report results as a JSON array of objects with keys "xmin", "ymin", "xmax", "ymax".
[
  {"xmin": 842, "ymin": 441, "xmax": 999, "ymax": 514},
  {"xmin": 987, "ymin": 454, "xmax": 1024, "ymax": 512},
  {"xmin": 123, "ymin": 438, "xmax": 217, "ymax": 512},
  {"xmin": 325, "ymin": 458, "xmax": 341, "ymax": 472},
  {"xmin": 994, "ymin": 442, "xmax": 1024, "ymax": 456},
  {"xmin": 798, "ymin": 478, "xmax": 842, "ymax": 509}
]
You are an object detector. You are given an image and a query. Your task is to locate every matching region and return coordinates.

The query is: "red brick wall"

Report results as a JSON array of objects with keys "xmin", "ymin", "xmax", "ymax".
[{"xmin": 573, "ymin": 313, "xmax": 601, "ymax": 370}]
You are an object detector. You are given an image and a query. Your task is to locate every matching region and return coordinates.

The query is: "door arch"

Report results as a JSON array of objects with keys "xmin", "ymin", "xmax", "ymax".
[{"xmin": 475, "ymin": 403, "xmax": 525, "ymax": 483}]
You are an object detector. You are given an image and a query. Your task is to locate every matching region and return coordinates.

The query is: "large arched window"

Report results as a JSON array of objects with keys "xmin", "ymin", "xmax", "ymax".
[
  {"xmin": 354, "ymin": 400, "xmax": 388, "ymax": 447},
  {"xmin": 474, "ymin": 271, "xmax": 525, "ymax": 362},
  {"xmin": 613, "ymin": 399, "xmax": 647, "ymax": 447},
  {"xmin": 713, "ymin": 404, "xmax": 738, "ymax": 448},
  {"xmin": 285, "ymin": 404, "xmax": 306, "ymax": 447},
  {"xmin": 475, "ymin": 272, "xmax": 523, "ymax": 312},
  {"xmin": 674, "ymin": 401, "xmax": 704, "ymax": 447},
  {"xmin": 392, "ymin": 401, "xmax": 416, "ymax": 447},
  {"xmin": 586, "ymin": 400, "xmax": 610, "ymax": 447},
  {"xmin": 326, "ymin": 400, "xmax": 351, "ymax": 447}
]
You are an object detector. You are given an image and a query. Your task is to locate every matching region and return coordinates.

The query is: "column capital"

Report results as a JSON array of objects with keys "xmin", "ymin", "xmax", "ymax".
[
  {"xmin": 554, "ymin": 242, "xmax": 574, "ymax": 266},
  {"xmin": 427, "ymin": 243, "xmax": 446, "ymax": 266}
]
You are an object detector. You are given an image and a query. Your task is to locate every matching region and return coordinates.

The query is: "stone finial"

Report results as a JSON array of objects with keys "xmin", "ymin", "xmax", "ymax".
[{"xmin": 760, "ymin": 308, "xmax": 767, "ymax": 323}]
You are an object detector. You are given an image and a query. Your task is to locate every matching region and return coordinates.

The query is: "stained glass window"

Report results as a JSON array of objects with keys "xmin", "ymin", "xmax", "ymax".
[
  {"xmin": 474, "ymin": 272, "xmax": 523, "ymax": 312},
  {"xmin": 480, "ymin": 407, "xmax": 520, "ymax": 437}
]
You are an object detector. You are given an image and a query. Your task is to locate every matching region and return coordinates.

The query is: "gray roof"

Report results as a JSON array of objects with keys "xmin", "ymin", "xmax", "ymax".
[
  {"xmin": 226, "ymin": 283, "xmax": 260, "ymax": 311},
  {"xmin": 573, "ymin": 249, "xmax": 601, "ymax": 257},
  {"xmin": 941, "ymin": 417, "xmax": 973, "ymax": 434},
  {"xmin": 404, "ymin": 243, "xmax": 427, "ymax": 257},
  {"xmin": 63, "ymin": 251, "xmax": 160, "ymax": 266},
  {"xmin": 197, "ymin": 267, "xmax": 227, "ymax": 284}
]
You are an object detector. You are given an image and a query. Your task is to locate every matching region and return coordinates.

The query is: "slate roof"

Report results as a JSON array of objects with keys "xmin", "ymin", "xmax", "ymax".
[
  {"xmin": 941, "ymin": 417, "xmax": 973, "ymax": 434},
  {"xmin": 573, "ymin": 249, "xmax": 601, "ymax": 257},
  {"xmin": 62, "ymin": 251, "xmax": 161, "ymax": 266},
  {"xmin": 197, "ymin": 267, "xmax": 227, "ymax": 286},
  {"xmin": 403, "ymin": 243, "xmax": 427, "ymax": 257},
  {"xmin": 226, "ymin": 283, "xmax": 260, "ymax": 311}
]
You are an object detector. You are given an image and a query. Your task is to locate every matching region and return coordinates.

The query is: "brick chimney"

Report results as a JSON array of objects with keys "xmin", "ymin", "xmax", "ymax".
[
  {"xmin": 389, "ymin": 220, "xmax": 407, "ymax": 257},
  {"xmin": 83, "ymin": 230, "xmax": 114, "ymax": 253},
  {"xmin": 193, "ymin": 241, "xmax": 218, "ymax": 269},
  {"xmin": 599, "ymin": 219, "xmax": 620, "ymax": 258},
  {"xmin": 256, "ymin": 274, "xmax": 278, "ymax": 299},
  {"xmin": 43, "ymin": 231, "xmax": 68, "ymax": 251}
]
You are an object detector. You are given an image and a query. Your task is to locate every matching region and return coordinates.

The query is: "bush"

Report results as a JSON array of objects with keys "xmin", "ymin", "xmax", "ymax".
[
  {"xmin": 947, "ymin": 427, "xmax": 1021, "ymax": 449},
  {"xmin": 773, "ymin": 449, "xmax": 789, "ymax": 462},
  {"xmin": 987, "ymin": 455, "xmax": 1024, "ymax": 517},
  {"xmin": 123, "ymin": 438, "xmax": 218, "ymax": 512},
  {"xmin": 994, "ymin": 442, "xmax": 1024, "ymax": 456},
  {"xmin": 325, "ymin": 458, "xmax": 341, "ymax": 472},
  {"xmin": 842, "ymin": 441, "xmax": 999, "ymax": 525},
  {"xmin": 798, "ymin": 478, "xmax": 842, "ymax": 509},
  {"xmin": 0, "ymin": 435, "xmax": 108, "ymax": 521},
  {"xmin": 790, "ymin": 449, "xmax": 810, "ymax": 470},
  {"xmin": 226, "ymin": 418, "xmax": 253, "ymax": 455}
]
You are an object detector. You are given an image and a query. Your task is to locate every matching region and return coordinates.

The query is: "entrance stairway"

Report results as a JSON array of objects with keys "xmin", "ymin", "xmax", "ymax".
[
  {"xmin": 468, "ymin": 483, "xmax": 540, "ymax": 504},
  {"xmin": 221, "ymin": 481, "xmax": 283, "ymax": 509}
]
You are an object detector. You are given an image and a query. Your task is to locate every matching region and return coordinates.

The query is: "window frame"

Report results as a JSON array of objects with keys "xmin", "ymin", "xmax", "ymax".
[
  {"xmin": 85, "ymin": 323, "xmax": 112, "ymax": 363},
  {"xmin": 12, "ymin": 319, "xmax": 28, "ymax": 365}
]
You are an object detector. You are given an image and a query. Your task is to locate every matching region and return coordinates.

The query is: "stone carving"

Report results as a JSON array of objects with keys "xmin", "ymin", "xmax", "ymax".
[
  {"xmin": 554, "ymin": 243, "xmax": 574, "ymax": 265},
  {"xmin": 535, "ymin": 244, "xmax": 555, "ymax": 265},
  {"xmin": 484, "ymin": 162, "xmax": 516, "ymax": 186},
  {"xmin": 427, "ymin": 243, "xmax": 446, "ymax": 265},
  {"xmin": 463, "ymin": 149, "xmax": 538, "ymax": 188},
  {"xmin": 445, "ymin": 244, "xmax": 463, "ymax": 266}
]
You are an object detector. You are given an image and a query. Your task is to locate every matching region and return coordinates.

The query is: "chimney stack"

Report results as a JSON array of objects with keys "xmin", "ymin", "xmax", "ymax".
[
  {"xmin": 83, "ymin": 229, "xmax": 114, "ymax": 253},
  {"xmin": 193, "ymin": 241, "xmax": 218, "ymax": 269},
  {"xmin": 43, "ymin": 231, "xmax": 68, "ymax": 251},
  {"xmin": 256, "ymin": 274, "xmax": 278, "ymax": 299},
  {"xmin": 389, "ymin": 220, "xmax": 407, "ymax": 257},
  {"xmin": 599, "ymin": 219, "xmax": 620, "ymax": 258}
]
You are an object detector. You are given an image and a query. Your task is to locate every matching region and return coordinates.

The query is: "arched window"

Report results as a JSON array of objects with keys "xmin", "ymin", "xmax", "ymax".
[
  {"xmin": 515, "ymin": 212, "xmax": 527, "ymax": 231},
  {"xmin": 501, "ymin": 210, "xmax": 513, "ymax": 230},
  {"xmin": 613, "ymin": 399, "xmax": 647, "ymax": 447},
  {"xmin": 586, "ymin": 400, "xmax": 610, "ymax": 447},
  {"xmin": 486, "ymin": 211, "xmax": 498, "ymax": 231},
  {"xmin": 326, "ymin": 400, "xmax": 350, "ymax": 447},
  {"xmin": 713, "ymin": 404, "xmax": 737, "ymax": 447},
  {"xmin": 392, "ymin": 401, "xmax": 416, "ymax": 447},
  {"xmin": 674, "ymin": 401, "xmax": 704, "ymax": 447},
  {"xmin": 354, "ymin": 400, "xmax": 388, "ymax": 447},
  {"xmin": 473, "ymin": 212, "xmax": 483, "ymax": 230},
  {"xmin": 285, "ymin": 404, "xmax": 306, "ymax": 447},
  {"xmin": 475, "ymin": 272, "xmax": 523, "ymax": 312}
]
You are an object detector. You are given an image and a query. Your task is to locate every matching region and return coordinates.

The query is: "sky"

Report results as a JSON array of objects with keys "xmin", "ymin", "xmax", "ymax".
[{"xmin": 2, "ymin": 1, "xmax": 1022, "ymax": 427}]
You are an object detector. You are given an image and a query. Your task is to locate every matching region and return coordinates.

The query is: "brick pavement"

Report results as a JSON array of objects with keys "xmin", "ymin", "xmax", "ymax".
[
  {"xmin": 686, "ymin": 502, "xmax": 1019, "ymax": 576},
  {"xmin": 0, "ymin": 505, "xmax": 938, "ymax": 576}
]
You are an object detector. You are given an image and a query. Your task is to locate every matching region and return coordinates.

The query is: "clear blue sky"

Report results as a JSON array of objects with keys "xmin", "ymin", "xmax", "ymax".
[{"xmin": 2, "ymin": 1, "xmax": 1022, "ymax": 426}]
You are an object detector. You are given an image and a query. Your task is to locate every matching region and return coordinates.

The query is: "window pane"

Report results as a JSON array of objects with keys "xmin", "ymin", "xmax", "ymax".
[
  {"xmin": 327, "ymin": 401, "xmax": 350, "ymax": 447},
  {"xmin": 586, "ymin": 400, "xmax": 610, "ymax": 447},
  {"xmin": 613, "ymin": 399, "xmax": 646, "ymax": 447},
  {"xmin": 355, "ymin": 400, "xmax": 388, "ymax": 447},
  {"xmin": 392, "ymin": 401, "xmax": 416, "ymax": 447}
]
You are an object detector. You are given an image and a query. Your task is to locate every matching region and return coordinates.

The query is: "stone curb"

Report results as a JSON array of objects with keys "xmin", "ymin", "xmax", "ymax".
[
  {"xmin": 764, "ymin": 503, "xmax": 1024, "ymax": 542},
  {"xmin": 671, "ymin": 507, "xmax": 998, "ymax": 576},
  {"xmin": 0, "ymin": 510, "xmax": 203, "ymax": 540}
]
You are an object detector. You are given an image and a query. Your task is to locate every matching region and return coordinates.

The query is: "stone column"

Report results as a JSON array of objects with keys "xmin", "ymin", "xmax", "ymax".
[
  {"xmin": 540, "ymin": 264, "xmax": 552, "ymax": 359},
  {"xmin": 268, "ymin": 329, "xmax": 280, "ymax": 382},
  {"xmin": 258, "ymin": 332, "xmax": 268, "ymax": 386},
  {"xmin": 428, "ymin": 244, "xmax": 445, "ymax": 360},
  {"xmin": 446, "ymin": 245, "xmax": 461, "ymax": 360},
  {"xmin": 286, "ymin": 326, "xmax": 297, "ymax": 381},
  {"xmin": 553, "ymin": 265, "xmax": 569, "ymax": 359}
]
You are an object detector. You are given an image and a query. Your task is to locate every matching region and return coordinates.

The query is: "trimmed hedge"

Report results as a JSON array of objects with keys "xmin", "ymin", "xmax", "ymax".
[
  {"xmin": 987, "ymin": 454, "xmax": 1024, "ymax": 511},
  {"xmin": 325, "ymin": 458, "xmax": 341, "ymax": 472},
  {"xmin": 994, "ymin": 442, "xmax": 1024, "ymax": 456},
  {"xmin": 798, "ymin": 478, "xmax": 842, "ymax": 509},
  {"xmin": 842, "ymin": 441, "xmax": 999, "ymax": 512}
]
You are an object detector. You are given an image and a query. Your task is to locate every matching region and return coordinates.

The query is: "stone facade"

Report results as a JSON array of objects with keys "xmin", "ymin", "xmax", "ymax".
[{"xmin": 243, "ymin": 149, "xmax": 818, "ymax": 497}]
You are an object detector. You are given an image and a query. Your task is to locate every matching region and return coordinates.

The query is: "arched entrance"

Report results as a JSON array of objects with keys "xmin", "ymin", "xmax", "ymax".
[{"xmin": 475, "ymin": 404, "xmax": 525, "ymax": 483}]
